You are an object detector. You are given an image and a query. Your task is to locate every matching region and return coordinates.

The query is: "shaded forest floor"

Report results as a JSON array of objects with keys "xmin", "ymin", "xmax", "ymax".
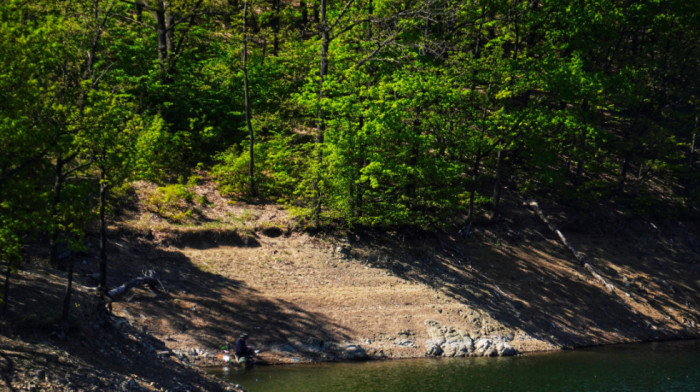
[{"xmin": 2, "ymin": 179, "xmax": 699, "ymax": 391}]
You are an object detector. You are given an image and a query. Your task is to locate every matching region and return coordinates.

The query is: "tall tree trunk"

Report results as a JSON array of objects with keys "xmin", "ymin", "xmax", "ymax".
[
  {"xmin": 1, "ymin": 261, "xmax": 11, "ymax": 317},
  {"xmin": 574, "ymin": 130, "xmax": 585, "ymax": 187},
  {"xmin": 49, "ymin": 157, "xmax": 66, "ymax": 267},
  {"xmin": 300, "ymin": 0, "xmax": 308, "ymax": 28},
  {"xmin": 492, "ymin": 147, "xmax": 504, "ymax": 220},
  {"xmin": 618, "ymin": 149, "xmax": 631, "ymax": 194},
  {"xmin": 351, "ymin": 115, "xmax": 364, "ymax": 220},
  {"xmin": 687, "ymin": 119, "xmax": 697, "ymax": 213},
  {"xmin": 154, "ymin": 1, "xmax": 169, "ymax": 76},
  {"xmin": 574, "ymin": 99, "xmax": 589, "ymax": 187},
  {"xmin": 467, "ymin": 149, "xmax": 483, "ymax": 225},
  {"xmin": 313, "ymin": 2, "xmax": 319, "ymax": 25},
  {"xmin": 61, "ymin": 258, "xmax": 75, "ymax": 327},
  {"xmin": 312, "ymin": 0, "xmax": 330, "ymax": 225},
  {"xmin": 98, "ymin": 165, "xmax": 108, "ymax": 291},
  {"xmin": 690, "ymin": 117, "xmax": 697, "ymax": 170},
  {"xmin": 272, "ymin": 0, "xmax": 280, "ymax": 56},
  {"xmin": 166, "ymin": 12, "xmax": 176, "ymax": 74},
  {"xmin": 367, "ymin": 0, "xmax": 373, "ymax": 40},
  {"xmin": 243, "ymin": 1, "xmax": 256, "ymax": 197},
  {"xmin": 135, "ymin": 0, "xmax": 145, "ymax": 22},
  {"xmin": 406, "ymin": 115, "xmax": 421, "ymax": 199}
]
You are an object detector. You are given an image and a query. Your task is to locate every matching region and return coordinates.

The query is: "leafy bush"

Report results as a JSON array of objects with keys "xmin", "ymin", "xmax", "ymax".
[
  {"xmin": 147, "ymin": 184, "xmax": 197, "ymax": 223},
  {"xmin": 211, "ymin": 142, "xmax": 277, "ymax": 199}
]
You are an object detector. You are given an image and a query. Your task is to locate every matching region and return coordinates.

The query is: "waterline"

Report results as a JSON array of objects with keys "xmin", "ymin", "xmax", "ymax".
[{"xmin": 210, "ymin": 340, "xmax": 700, "ymax": 392}]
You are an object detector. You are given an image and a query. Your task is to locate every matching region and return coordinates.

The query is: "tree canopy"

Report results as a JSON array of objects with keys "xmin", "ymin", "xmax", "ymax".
[{"xmin": 1, "ymin": 0, "xmax": 697, "ymax": 277}]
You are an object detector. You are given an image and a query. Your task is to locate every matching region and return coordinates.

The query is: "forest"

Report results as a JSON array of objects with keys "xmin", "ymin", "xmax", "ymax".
[{"xmin": 1, "ymin": 0, "xmax": 698, "ymax": 310}]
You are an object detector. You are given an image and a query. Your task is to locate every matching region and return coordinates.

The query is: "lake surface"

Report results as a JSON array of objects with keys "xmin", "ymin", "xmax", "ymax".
[{"xmin": 210, "ymin": 340, "xmax": 700, "ymax": 392}]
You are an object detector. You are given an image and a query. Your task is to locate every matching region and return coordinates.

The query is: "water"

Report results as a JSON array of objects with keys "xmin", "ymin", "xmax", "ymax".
[{"xmin": 210, "ymin": 340, "xmax": 700, "ymax": 392}]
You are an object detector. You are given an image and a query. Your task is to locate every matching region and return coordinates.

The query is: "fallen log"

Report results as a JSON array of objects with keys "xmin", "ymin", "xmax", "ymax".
[
  {"xmin": 107, "ymin": 276, "xmax": 164, "ymax": 299},
  {"xmin": 526, "ymin": 200, "xmax": 615, "ymax": 293}
]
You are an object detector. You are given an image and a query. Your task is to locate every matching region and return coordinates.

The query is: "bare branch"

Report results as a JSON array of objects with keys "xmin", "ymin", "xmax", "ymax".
[{"xmin": 329, "ymin": 0, "xmax": 356, "ymax": 32}]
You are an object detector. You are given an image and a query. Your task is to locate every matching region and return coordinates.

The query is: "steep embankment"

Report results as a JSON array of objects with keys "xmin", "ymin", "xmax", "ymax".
[
  {"xmin": 2, "ymin": 180, "xmax": 699, "ymax": 390},
  {"xmin": 107, "ymin": 198, "xmax": 699, "ymax": 366}
]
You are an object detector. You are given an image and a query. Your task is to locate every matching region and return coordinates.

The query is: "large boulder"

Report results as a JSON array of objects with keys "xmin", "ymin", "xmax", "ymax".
[
  {"xmin": 343, "ymin": 344, "xmax": 368, "ymax": 360},
  {"xmin": 440, "ymin": 331, "xmax": 473, "ymax": 357},
  {"xmin": 495, "ymin": 341, "xmax": 517, "ymax": 356},
  {"xmin": 474, "ymin": 338, "xmax": 497, "ymax": 356}
]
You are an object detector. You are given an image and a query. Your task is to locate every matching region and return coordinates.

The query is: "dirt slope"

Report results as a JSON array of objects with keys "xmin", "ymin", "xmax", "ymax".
[{"xmin": 2, "ymin": 180, "xmax": 699, "ymax": 390}]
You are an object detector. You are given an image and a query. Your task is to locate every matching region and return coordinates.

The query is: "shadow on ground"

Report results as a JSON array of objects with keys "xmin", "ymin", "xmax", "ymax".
[
  {"xmin": 104, "ymin": 228, "xmax": 350, "ymax": 354},
  {"xmin": 1, "ymin": 227, "xmax": 349, "ymax": 391},
  {"xmin": 349, "ymin": 204, "xmax": 700, "ymax": 349}
]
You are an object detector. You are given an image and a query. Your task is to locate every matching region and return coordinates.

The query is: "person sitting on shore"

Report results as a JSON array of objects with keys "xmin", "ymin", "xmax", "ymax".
[{"xmin": 234, "ymin": 333, "xmax": 252, "ymax": 364}]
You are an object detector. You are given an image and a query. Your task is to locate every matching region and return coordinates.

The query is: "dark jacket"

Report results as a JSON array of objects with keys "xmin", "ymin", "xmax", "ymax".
[{"xmin": 235, "ymin": 337, "xmax": 248, "ymax": 357}]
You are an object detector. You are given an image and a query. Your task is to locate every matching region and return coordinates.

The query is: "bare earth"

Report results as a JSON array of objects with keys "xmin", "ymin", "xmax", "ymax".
[{"xmin": 2, "ymin": 180, "xmax": 699, "ymax": 391}]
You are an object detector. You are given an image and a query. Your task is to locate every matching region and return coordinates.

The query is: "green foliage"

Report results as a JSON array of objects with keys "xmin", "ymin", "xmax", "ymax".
[
  {"xmin": 146, "ymin": 184, "xmax": 199, "ymax": 223},
  {"xmin": 0, "ymin": 0, "xmax": 697, "ymax": 254}
]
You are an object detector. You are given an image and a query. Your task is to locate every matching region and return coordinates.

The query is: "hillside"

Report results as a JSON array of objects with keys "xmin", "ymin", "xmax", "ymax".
[{"xmin": 1, "ymin": 179, "xmax": 699, "ymax": 391}]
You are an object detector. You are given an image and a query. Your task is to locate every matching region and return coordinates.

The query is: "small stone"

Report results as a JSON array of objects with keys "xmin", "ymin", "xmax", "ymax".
[{"xmin": 425, "ymin": 342, "xmax": 443, "ymax": 357}]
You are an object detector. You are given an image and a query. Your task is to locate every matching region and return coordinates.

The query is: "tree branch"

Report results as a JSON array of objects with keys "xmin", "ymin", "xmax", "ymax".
[
  {"xmin": 526, "ymin": 200, "xmax": 615, "ymax": 292},
  {"xmin": 329, "ymin": 0, "xmax": 357, "ymax": 32}
]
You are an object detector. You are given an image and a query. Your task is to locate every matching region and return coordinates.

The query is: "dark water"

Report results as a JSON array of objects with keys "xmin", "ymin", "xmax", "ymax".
[{"xmin": 210, "ymin": 340, "xmax": 700, "ymax": 392}]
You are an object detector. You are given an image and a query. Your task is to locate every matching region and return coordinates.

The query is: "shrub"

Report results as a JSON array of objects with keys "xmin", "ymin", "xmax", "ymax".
[{"xmin": 147, "ymin": 184, "xmax": 197, "ymax": 223}]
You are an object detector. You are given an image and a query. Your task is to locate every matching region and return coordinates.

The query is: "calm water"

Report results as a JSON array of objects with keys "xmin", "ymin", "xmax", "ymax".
[{"xmin": 210, "ymin": 340, "xmax": 700, "ymax": 392}]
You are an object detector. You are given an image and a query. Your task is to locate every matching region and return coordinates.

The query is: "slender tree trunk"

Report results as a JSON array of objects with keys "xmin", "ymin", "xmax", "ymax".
[
  {"xmin": 351, "ymin": 115, "xmax": 364, "ymax": 221},
  {"xmin": 61, "ymin": 258, "xmax": 75, "ymax": 326},
  {"xmin": 618, "ymin": 150, "xmax": 631, "ymax": 193},
  {"xmin": 312, "ymin": 0, "xmax": 330, "ymax": 225},
  {"xmin": 492, "ymin": 147, "xmax": 504, "ymax": 220},
  {"xmin": 313, "ymin": 2, "xmax": 319, "ymax": 25},
  {"xmin": 154, "ymin": 1, "xmax": 169, "ymax": 76},
  {"xmin": 422, "ymin": 18, "xmax": 430, "ymax": 55},
  {"xmin": 272, "ymin": 0, "xmax": 280, "ymax": 56},
  {"xmin": 300, "ymin": 0, "xmax": 308, "ymax": 28},
  {"xmin": 1, "ymin": 261, "xmax": 11, "ymax": 317},
  {"xmin": 406, "ymin": 115, "xmax": 421, "ymax": 199},
  {"xmin": 687, "ymin": 119, "xmax": 697, "ymax": 212},
  {"xmin": 574, "ymin": 130, "xmax": 585, "ymax": 187},
  {"xmin": 367, "ymin": 0, "xmax": 373, "ymax": 40},
  {"xmin": 243, "ymin": 1, "xmax": 256, "ymax": 197},
  {"xmin": 98, "ymin": 165, "xmax": 108, "ymax": 290},
  {"xmin": 166, "ymin": 13, "xmax": 176, "ymax": 74},
  {"xmin": 690, "ymin": 118, "xmax": 697, "ymax": 170},
  {"xmin": 467, "ymin": 149, "xmax": 483, "ymax": 225},
  {"xmin": 574, "ymin": 99, "xmax": 589, "ymax": 187},
  {"xmin": 135, "ymin": 0, "xmax": 145, "ymax": 22},
  {"xmin": 49, "ymin": 157, "xmax": 65, "ymax": 267},
  {"xmin": 318, "ymin": 2, "xmax": 329, "ymax": 139}
]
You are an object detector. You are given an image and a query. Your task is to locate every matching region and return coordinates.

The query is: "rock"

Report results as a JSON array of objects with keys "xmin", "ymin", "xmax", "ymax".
[
  {"xmin": 120, "ymin": 378, "xmax": 139, "ymax": 391},
  {"xmin": 474, "ymin": 338, "xmax": 495, "ymax": 356},
  {"xmin": 279, "ymin": 344, "xmax": 297, "ymax": 353},
  {"xmin": 394, "ymin": 338, "xmax": 415, "ymax": 347},
  {"xmin": 424, "ymin": 320, "xmax": 446, "ymax": 346},
  {"xmin": 425, "ymin": 341, "xmax": 443, "ymax": 356},
  {"xmin": 344, "ymin": 344, "xmax": 368, "ymax": 360},
  {"xmin": 442, "ymin": 341, "xmax": 468, "ymax": 357},
  {"xmin": 441, "ymin": 331, "xmax": 473, "ymax": 357},
  {"xmin": 498, "ymin": 343, "xmax": 517, "ymax": 357},
  {"xmin": 472, "ymin": 337, "xmax": 518, "ymax": 357},
  {"xmin": 303, "ymin": 338, "xmax": 329, "ymax": 353}
]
